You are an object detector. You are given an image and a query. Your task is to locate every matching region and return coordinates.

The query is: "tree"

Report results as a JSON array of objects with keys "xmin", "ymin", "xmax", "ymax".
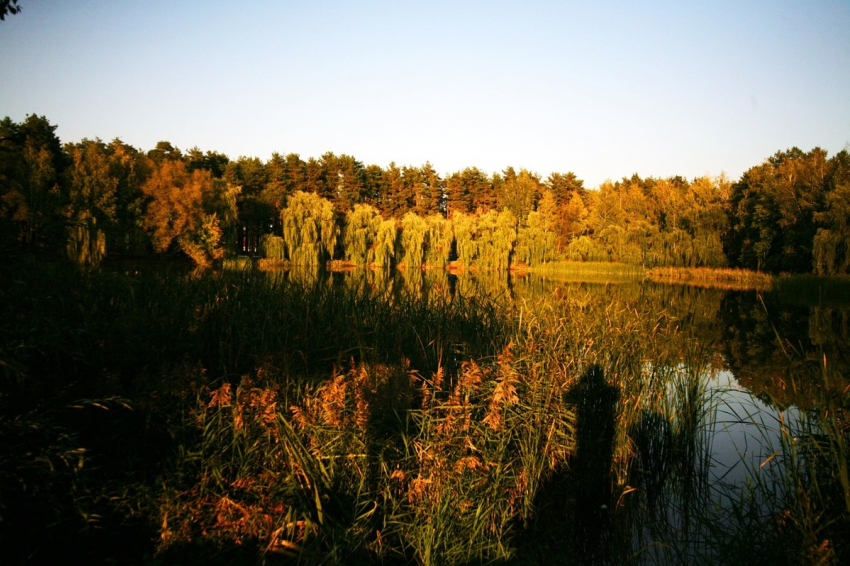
[
  {"xmin": 343, "ymin": 203, "xmax": 382, "ymax": 265},
  {"xmin": 380, "ymin": 162, "xmax": 408, "ymax": 218},
  {"xmin": 452, "ymin": 212, "xmax": 477, "ymax": 267},
  {"xmin": 726, "ymin": 148, "xmax": 828, "ymax": 272},
  {"xmin": 813, "ymin": 169, "xmax": 850, "ymax": 274},
  {"xmin": 185, "ymin": 147, "xmax": 229, "ymax": 178},
  {"xmin": 0, "ymin": 115, "xmax": 67, "ymax": 251},
  {"xmin": 400, "ymin": 211, "xmax": 428, "ymax": 268},
  {"xmin": 329, "ymin": 154, "xmax": 366, "ymax": 212},
  {"xmin": 475, "ymin": 209, "xmax": 517, "ymax": 270},
  {"xmin": 546, "ymin": 171, "xmax": 585, "ymax": 205},
  {"xmin": 363, "ymin": 163, "xmax": 387, "ymax": 209},
  {"xmin": 415, "ymin": 162, "xmax": 444, "ymax": 216},
  {"xmin": 262, "ymin": 152, "xmax": 305, "ymax": 218},
  {"xmin": 147, "ymin": 141, "xmax": 183, "ymax": 164},
  {"xmin": 0, "ymin": 0, "xmax": 22, "ymax": 20},
  {"xmin": 516, "ymin": 209, "xmax": 557, "ymax": 266},
  {"xmin": 424, "ymin": 213, "xmax": 453, "ymax": 268},
  {"xmin": 498, "ymin": 168, "xmax": 540, "ymax": 227},
  {"xmin": 65, "ymin": 139, "xmax": 117, "ymax": 266},
  {"xmin": 280, "ymin": 191, "xmax": 338, "ymax": 266},
  {"xmin": 107, "ymin": 138, "xmax": 153, "ymax": 255},
  {"xmin": 142, "ymin": 160, "xmax": 232, "ymax": 267},
  {"xmin": 373, "ymin": 219, "xmax": 397, "ymax": 268}
]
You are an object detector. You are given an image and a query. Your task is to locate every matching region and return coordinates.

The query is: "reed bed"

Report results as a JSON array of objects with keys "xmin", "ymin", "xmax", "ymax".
[
  {"xmin": 533, "ymin": 260, "xmax": 647, "ymax": 283},
  {"xmin": 647, "ymin": 266, "xmax": 774, "ymax": 291}
]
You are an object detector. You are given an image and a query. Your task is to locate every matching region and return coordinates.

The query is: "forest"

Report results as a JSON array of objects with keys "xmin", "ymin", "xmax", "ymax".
[{"xmin": 2, "ymin": 114, "xmax": 850, "ymax": 274}]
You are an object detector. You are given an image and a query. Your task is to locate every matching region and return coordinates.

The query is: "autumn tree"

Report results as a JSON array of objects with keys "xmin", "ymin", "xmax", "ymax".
[
  {"xmin": 147, "ymin": 141, "xmax": 183, "ymax": 164},
  {"xmin": 142, "ymin": 160, "xmax": 236, "ymax": 267},
  {"xmin": 380, "ymin": 162, "xmax": 408, "ymax": 218},
  {"xmin": 107, "ymin": 139, "xmax": 153, "ymax": 255},
  {"xmin": 452, "ymin": 212, "xmax": 477, "ymax": 267},
  {"xmin": 363, "ymin": 164, "xmax": 387, "ymax": 209},
  {"xmin": 516, "ymin": 210, "xmax": 557, "ymax": 266},
  {"xmin": 498, "ymin": 168, "xmax": 540, "ymax": 227},
  {"xmin": 329, "ymin": 153, "xmax": 367, "ymax": 212}
]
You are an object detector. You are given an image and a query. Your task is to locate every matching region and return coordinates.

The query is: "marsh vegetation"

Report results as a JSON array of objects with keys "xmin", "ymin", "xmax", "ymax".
[{"xmin": 1, "ymin": 259, "xmax": 848, "ymax": 565}]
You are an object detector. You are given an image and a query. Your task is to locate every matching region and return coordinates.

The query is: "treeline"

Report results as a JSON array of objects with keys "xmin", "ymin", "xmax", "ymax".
[{"xmin": 2, "ymin": 114, "xmax": 849, "ymax": 274}]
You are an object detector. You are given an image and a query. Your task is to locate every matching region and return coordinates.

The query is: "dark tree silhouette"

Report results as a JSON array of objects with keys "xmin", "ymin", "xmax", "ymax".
[{"xmin": 0, "ymin": 0, "xmax": 22, "ymax": 21}]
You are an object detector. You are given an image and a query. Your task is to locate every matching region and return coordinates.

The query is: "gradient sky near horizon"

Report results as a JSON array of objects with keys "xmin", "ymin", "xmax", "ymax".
[{"xmin": 1, "ymin": 0, "xmax": 849, "ymax": 188}]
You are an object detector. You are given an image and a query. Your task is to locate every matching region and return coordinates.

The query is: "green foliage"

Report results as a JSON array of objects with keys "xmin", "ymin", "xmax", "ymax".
[
  {"xmin": 567, "ymin": 235, "xmax": 606, "ymax": 262},
  {"xmin": 424, "ymin": 214, "xmax": 453, "ymax": 268},
  {"xmin": 452, "ymin": 212, "xmax": 477, "ymax": 267},
  {"xmin": 400, "ymin": 211, "xmax": 428, "ymax": 268},
  {"xmin": 516, "ymin": 210, "xmax": 557, "ymax": 266},
  {"xmin": 373, "ymin": 218, "xmax": 397, "ymax": 268},
  {"xmin": 498, "ymin": 168, "xmax": 540, "ymax": 225},
  {"xmin": 0, "ymin": 115, "xmax": 67, "ymax": 252},
  {"xmin": 343, "ymin": 203, "xmax": 382, "ymax": 265},
  {"xmin": 582, "ymin": 175, "xmax": 730, "ymax": 268},
  {"xmin": 476, "ymin": 209, "xmax": 517, "ymax": 270},
  {"xmin": 66, "ymin": 211, "xmax": 106, "ymax": 267},
  {"xmin": 260, "ymin": 234, "xmax": 286, "ymax": 260},
  {"xmin": 727, "ymin": 148, "xmax": 834, "ymax": 273},
  {"xmin": 813, "ymin": 169, "xmax": 850, "ymax": 274},
  {"xmin": 281, "ymin": 191, "xmax": 338, "ymax": 266}
]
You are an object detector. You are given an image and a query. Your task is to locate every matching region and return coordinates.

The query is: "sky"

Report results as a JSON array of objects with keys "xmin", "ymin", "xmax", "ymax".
[{"xmin": 1, "ymin": 0, "xmax": 849, "ymax": 188}]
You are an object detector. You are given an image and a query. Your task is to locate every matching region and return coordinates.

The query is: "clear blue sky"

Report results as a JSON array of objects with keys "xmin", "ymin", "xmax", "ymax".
[{"xmin": 2, "ymin": 0, "xmax": 848, "ymax": 188}]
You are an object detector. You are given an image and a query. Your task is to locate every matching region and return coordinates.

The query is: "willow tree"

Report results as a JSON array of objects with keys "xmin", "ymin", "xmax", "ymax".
[
  {"xmin": 476, "ymin": 209, "xmax": 516, "ymax": 270},
  {"xmin": 424, "ymin": 214, "xmax": 453, "ymax": 268},
  {"xmin": 452, "ymin": 212, "xmax": 478, "ymax": 267},
  {"xmin": 373, "ymin": 219, "xmax": 397, "ymax": 268},
  {"xmin": 516, "ymin": 210, "xmax": 557, "ymax": 266},
  {"xmin": 66, "ymin": 212, "xmax": 106, "ymax": 267},
  {"xmin": 343, "ymin": 203, "xmax": 381, "ymax": 265},
  {"xmin": 567, "ymin": 235, "xmax": 605, "ymax": 262},
  {"xmin": 260, "ymin": 234, "xmax": 286, "ymax": 260},
  {"xmin": 400, "ymin": 211, "xmax": 428, "ymax": 268},
  {"xmin": 281, "ymin": 191, "xmax": 338, "ymax": 266}
]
